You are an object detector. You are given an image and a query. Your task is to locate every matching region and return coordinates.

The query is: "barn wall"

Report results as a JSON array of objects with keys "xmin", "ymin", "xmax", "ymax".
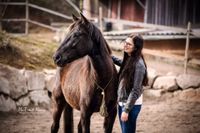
[{"xmin": 145, "ymin": 0, "xmax": 200, "ymax": 26}]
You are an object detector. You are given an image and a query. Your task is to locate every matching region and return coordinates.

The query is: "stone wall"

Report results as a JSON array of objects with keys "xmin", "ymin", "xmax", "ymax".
[
  {"xmin": 145, "ymin": 68, "xmax": 200, "ymax": 102},
  {"xmin": 0, "ymin": 64, "xmax": 199, "ymax": 112},
  {"xmin": 0, "ymin": 64, "xmax": 55, "ymax": 112}
]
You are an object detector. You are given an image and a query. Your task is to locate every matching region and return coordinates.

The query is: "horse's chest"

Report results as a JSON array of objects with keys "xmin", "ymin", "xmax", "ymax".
[{"xmin": 61, "ymin": 75, "xmax": 81, "ymax": 110}]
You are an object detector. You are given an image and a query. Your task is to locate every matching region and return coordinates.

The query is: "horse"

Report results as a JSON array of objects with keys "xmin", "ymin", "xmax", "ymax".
[{"xmin": 51, "ymin": 13, "xmax": 118, "ymax": 133}]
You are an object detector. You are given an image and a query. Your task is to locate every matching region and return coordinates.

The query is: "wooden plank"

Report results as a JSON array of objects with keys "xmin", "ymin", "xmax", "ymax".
[
  {"xmin": 155, "ymin": 0, "xmax": 158, "ymax": 24},
  {"xmin": 25, "ymin": 0, "xmax": 29, "ymax": 35},
  {"xmin": 28, "ymin": 20, "xmax": 58, "ymax": 31},
  {"xmin": 144, "ymin": 0, "xmax": 148, "ymax": 23},
  {"xmin": 184, "ymin": 22, "xmax": 191, "ymax": 74},
  {"xmin": 108, "ymin": 0, "xmax": 111, "ymax": 18},
  {"xmin": 136, "ymin": 0, "xmax": 145, "ymax": 9},
  {"xmin": 104, "ymin": 18, "xmax": 187, "ymax": 32},
  {"xmin": 104, "ymin": 18, "xmax": 200, "ymax": 37},
  {"xmin": 0, "ymin": 2, "xmax": 26, "ymax": 5},
  {"xmin": 64, "ymin": 0, "xmax": 81, "ymax": 13},
  {"xmin": 103, "ymin": 28, "xmax": 156, "ymax": 35},
  {"xmin": 104, "ymin": 35, "xmax": 196, "ymax": 41},
  {"xmin": 1, "ymin": 19, "xmax": 26, "ymax": 21},
  {"xmin": 117, "ymin": 0, "xmax": 121, "ymax": 20},
  {"xmin": 28, "ymin": 3, "xmax": 72, "ymax": 20},
  {"xmin": 99, "ymin": 7, "xmax": 103, "ymax": 32}
]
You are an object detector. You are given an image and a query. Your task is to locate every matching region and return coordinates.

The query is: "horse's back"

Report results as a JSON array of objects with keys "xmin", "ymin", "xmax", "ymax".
[{"xmin": 60, "ymin": 56, "xmax": 97, "ymax": 110}]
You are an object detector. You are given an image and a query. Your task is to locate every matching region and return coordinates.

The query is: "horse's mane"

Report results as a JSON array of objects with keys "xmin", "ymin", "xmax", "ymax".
[{"xmin": 89, "ymin": 23, "xmax": 112, "ymax": 56}]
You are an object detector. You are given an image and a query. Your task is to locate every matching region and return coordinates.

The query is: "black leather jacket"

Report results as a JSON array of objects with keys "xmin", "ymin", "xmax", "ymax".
[{"xmin": 112, "ymin": 56, "xmax": 146, "ymax": 113}]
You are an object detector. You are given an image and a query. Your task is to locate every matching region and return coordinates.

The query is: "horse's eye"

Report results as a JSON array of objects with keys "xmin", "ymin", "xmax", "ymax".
[
  {"xmin": 74, "ymin": 32, "xmax": 81, "ymax": 38},
  {"xmin": 71, "ymin": 43, "xmax": 76, "ymax": 49},
  {"xmin": 74, "ymin": 33, "xmax": 79, "ymax": 37}
]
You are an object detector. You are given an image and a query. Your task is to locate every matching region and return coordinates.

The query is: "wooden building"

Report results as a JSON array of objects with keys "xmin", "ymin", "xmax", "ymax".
[{"xmin": 84, "ymin": 0, "xmax": 200, "ymax": 27}]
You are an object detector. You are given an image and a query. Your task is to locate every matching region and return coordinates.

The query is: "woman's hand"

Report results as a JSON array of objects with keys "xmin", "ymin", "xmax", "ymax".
[{"xmin": 121, "ymin": 111, "xmax": 129, "ymax": 122}]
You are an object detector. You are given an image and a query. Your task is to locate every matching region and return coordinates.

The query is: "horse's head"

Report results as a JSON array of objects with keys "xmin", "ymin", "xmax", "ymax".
[{"xmin": 53, "ymin": 13, "xmax": 94, "ymax": 67}]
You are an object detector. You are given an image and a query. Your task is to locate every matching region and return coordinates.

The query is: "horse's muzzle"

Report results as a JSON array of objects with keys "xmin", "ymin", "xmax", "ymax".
[{"xmin": 53, "ymin": 54, "xmax": 62, "ymax": 66}]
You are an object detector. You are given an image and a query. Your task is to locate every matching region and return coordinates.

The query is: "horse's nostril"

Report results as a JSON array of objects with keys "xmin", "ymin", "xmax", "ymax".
[{"xmin": 54, "ymin": 55, "xmax": 61, "ymax": 62}]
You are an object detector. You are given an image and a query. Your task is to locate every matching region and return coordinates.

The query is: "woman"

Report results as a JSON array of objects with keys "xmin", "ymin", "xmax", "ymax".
[{"xmin": 112, "ymin": 34, "xmax": 148, "ymax": 133}]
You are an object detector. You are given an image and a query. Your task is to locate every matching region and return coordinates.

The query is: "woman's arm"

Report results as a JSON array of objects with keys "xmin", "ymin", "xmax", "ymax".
[
  {"xmin": 111, "ymin": 56, "xmax": 122, "ymax": 66},
  {"xmin": 123, "ymin": 62, "xmax": 145, "ymax": 113}
]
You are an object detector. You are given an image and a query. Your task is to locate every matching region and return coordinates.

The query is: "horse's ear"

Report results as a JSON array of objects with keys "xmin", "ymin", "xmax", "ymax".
[
  {"xmin": 72, "ymin": 14, "xmax": 79, "ymax": 22},
  {"xmin": 80, "ymin": 12, "xmax": 89, "ymax": 24}
]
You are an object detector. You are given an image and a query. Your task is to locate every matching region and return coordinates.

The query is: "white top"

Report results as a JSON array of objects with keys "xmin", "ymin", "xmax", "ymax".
[
  {"xmin": 118, "ymin": 94, "xmax": 143, "ymax": 106},
  {"xmin": 135, "ymin": 94, "xmax": 143, "ymax": 105}
]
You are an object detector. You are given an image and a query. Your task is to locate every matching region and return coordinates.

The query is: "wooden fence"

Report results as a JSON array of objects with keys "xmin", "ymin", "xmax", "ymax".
[{"xmin": 0, "ymin": 0, "xmax": 72, "ymax": 34}]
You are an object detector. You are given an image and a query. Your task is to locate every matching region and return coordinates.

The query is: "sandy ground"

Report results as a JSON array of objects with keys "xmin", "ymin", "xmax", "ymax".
[
  {"xmin": 0, "ymin": 95, "xmax": 199, "ymax": 133},
  {"xmin": 0, "ymin": 33, "xmax": 199, "ymax": 133}
]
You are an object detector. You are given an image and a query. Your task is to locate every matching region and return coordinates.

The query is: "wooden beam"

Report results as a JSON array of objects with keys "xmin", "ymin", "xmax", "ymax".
[
  {"xmin": 28, "ymin": 3, "xmax": 72, "ymax": 20},
  {"xmin": 103, "ymin": 28, "xmax": 156, "ymax": 35},
  {"xmin": 28, "ymin": 20, "xmax": 58, "ymax": 31},
  {"xmin": 117, "ymin": 0, "xmax": 121, "ymax": 20},
  {"xmin": 82, "ymin": 0, "xmax": 92, "ymax": 18},
  {"xmin": 108, "ymin": 0, "xmax": 111, "ymax": 18},
  {"xmin": 104, "ymin": 18, "xmax": 184, "ymax": 31},
  {"xmin": 104, "ymin": 35, "xmax": 197, "ymax": 41},
  {"xmin": 144, "ymin": 0, "xmax": 148, "ymax": 23},
  {"xmin": 64, "ymin": 0, "xmax": 81, "ymax": 13},
  {"xmin": 1, "ymin": 19, "xmax": 26, "ymax": 21},
  {"xmin": 0, "ymin": 2, "xmax": 26, "ymax": 5},
  {"xmin": 184, "ymin": 22, "xmax": 191, "ymax": 74},
  {"xmin": 25, "ymin": 0, "xmax": 29, "ymax": 35},
  {"xmin": 99, "ymin": 7, "xmax": 103, "ymax": 32}
]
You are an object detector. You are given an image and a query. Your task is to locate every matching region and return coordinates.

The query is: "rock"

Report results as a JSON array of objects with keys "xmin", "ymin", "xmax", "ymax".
[
  {"xmin": 25, "ymin": 71, "xmax": 45, "ymax": 91},
  {"xmin": 147, "ymin": 68, "xmax": 159, "ymax": 87},
  {"xmin": 43, "ymin": 69, "xmax": 56, "ymax": 75},
  {"xmin": 144, "ymin": 89, "xmax": 163, "ymax": 97},
  {"xmin": 0, "ymin": 64, "xmax": 28, "ymax": 99},
  {"xmin": 0, "ymin": 77, "xmax": 10, "ymax": 95},
  {"xmin": 166, "ymin": 72, "xmax": 178, "ymax": 76},
  {"xmin": 176, "ymin": 74, "xmax": 200, "ymax": 90},
  {"xmin": 173, "ymin": 90, "xmax": 182, "ymax": 97},
  {"xmin": 178, "ymin": 88, "xmax": 200, "ymax": 102},
  {"xmin": 16, "ymin": 96, "xmax": 30, "ymax": 107},
  {"xmin": 153, "ymin": 76, "xmax": 178, "ymax": 92},
  {"xmin": 45, "ymin": 74, "xmax": 55, "ymax": 93},
  {"xmin": 29, "ymin": 90, "xmax": 51, "ymax": 109},
  {"xmin": 0, "ymin": 94, "xmax": 16, "ymax": 112}
]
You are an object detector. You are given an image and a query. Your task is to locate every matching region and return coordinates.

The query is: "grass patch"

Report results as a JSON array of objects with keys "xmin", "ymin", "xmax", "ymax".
[{"xmin": 0, "ymin": 31, "xmax": 57, "ymax": 70}]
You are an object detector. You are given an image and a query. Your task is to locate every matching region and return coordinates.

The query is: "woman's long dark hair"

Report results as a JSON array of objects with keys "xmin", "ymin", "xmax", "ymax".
[{"xmin": 118, "ymin": 34, "xmax": 148, "ymax": 91}]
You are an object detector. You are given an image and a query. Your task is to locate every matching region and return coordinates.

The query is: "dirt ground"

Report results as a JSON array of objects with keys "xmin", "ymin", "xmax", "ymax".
[
  {"xmin": 0, "ymin": 32, "xmax": 200, "ymax": 133},
  {"xmin": 0, "ymin": 95, "xmax": 199, "ymax": 133}
]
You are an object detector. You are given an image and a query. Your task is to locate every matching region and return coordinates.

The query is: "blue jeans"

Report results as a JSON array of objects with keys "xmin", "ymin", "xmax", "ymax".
[{"xmin": 118, "ymin": 105, "xmax": 142, "ymax": 133}]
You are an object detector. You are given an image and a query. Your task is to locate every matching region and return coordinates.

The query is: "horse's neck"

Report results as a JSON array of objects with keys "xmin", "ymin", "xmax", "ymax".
[{"xmin": 89, "ymin": 54, "xmax": 113, "ymax": 81}]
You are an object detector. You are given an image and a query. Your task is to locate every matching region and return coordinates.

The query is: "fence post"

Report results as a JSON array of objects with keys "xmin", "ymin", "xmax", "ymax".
[
  {"xmin": 184, "ymin": 22, "xmax": 191, "ymax": 74},
  {"xmin": 99, "ymin": 7, "xmax": 103, "ymax": 32},
  {"xmin": 25, "ymin": 0, "xmax": 29, "ymax": 35},
  {"xmin": 0, "ymin": 19, "xmax": 2, "ymax": 31}
]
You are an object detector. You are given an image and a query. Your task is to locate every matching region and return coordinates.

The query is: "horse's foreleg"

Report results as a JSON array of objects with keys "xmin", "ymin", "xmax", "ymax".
[
  {"xmin": 80, "ymin": 106, "xmax": 92, "ymax": 133},
  {"xmin": 51, "ymin": 87, "xmax": 66, "ymax": 133},
  {"xmin": 103, "ymin": 104, "xmax": 117, "ymax": 133},
  {"xmin": 78, "ymin": 120, "xmax": 82, "ymax": 133},
  {"xmin": 63, "ymin": 102, "xmax": 73, "ymax": 133}
]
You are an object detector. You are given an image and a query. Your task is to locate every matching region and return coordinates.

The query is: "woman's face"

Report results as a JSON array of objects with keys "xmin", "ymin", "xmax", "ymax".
[{"xmin": 123, "ymin": 37, "xmax": 134, "ymax": 55}]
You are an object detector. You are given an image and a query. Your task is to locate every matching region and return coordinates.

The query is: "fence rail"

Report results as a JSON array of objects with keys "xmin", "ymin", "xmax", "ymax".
[{"xmin": 0, "ymin": 0, "xmax": 72, "ymax": 34}]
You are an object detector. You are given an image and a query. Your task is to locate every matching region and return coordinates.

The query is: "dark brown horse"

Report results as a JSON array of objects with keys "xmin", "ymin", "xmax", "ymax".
[{"xmin": 51, "ymin": 13, "xmax": 118, "ymax": 133}]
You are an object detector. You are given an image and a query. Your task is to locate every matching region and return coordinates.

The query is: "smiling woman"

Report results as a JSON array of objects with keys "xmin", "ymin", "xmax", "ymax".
[{"xmin": 112, "ymin": 34, "xmax": 148, "ymax": 133}]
